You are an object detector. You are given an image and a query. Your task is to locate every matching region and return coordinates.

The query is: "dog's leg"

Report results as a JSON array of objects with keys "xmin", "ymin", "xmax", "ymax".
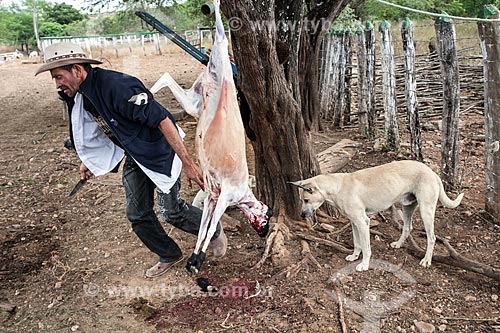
[
  {"xmin": 355, "ymin": 216, "xmax": 371, "ymax": 271},
  {"xmin": 345, "ymin": 222, "xmax": 361, "ymax": 262},
  {"xmin": 390, "ymin": 202, "xmax": 417, "ymax": 249},
  {"xmin": 419, "ymin": 204, "xmax": 437, "ymax": 267},
  {"xmin": 346, "ymin": 215, "xmax": 371, "ymax": 272}
]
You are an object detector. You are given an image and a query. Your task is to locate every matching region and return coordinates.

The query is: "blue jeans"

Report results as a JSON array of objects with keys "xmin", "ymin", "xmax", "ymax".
[{"xmin": 122, "ymin": 156, "xmax": 219, "ymax": 263}]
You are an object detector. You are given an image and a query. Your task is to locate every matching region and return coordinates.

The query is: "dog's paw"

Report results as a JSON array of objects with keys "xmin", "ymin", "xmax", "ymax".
[
  {"xmin": 345, "ymin": 254, "xmax": 359, "ymax": 262},
  {"xmin": 356, "ymin": 262, "xmax": 370, "ymax": 272},
  {"xmin": 419, "ymin": 257, "xmax": 432, "ymax": 267},
  {"xmin": 390, "ymin": 241, "xmax": 403, "ymax": 249}
]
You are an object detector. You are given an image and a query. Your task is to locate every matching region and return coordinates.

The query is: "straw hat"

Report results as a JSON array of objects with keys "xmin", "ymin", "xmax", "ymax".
[{"xmin": 35, "ymin": 42, "xmax": 102, "ymax": 76}]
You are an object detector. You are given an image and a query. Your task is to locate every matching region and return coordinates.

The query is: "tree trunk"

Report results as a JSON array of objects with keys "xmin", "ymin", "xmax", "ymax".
[
  {"xmin": 275, "ymin": 0, "xmax": 304, "ymax": 102},
  {"xmin": 477, "ymin": 5, "xmax": 500, "ymax": 221},
  {"xmin": 299, "ymin": 25, "xmax": 322, "ymax": 131},
  {"xmin": 401, "ymin": 18, "xmax": 423, "ymax": 161},
  {"xmin": 320, "ymin": 34, "xmax": 334, "ymax": 120},
  {"xmin": 222, "ymin": 0, "xmax": 351, "ymax": 218},
  {"xmin": 333, "ymin": 32, "xmax": 347, "ymax": 128},
  {"xmin": 342, "ymin": 31, "xmax": 352, "ymax": 126},
  {"xmin": 365, "ymin": 22, "xmax": 377, "ymax": 139},
  {"xmin": 298, "ymin": 0, "xmax": 352, "ymax": 132},
  {"xmin": 356, "ymin": 28, "xmax": 369, "ymax": 136},
  {"xmin": 221, "ymin": 2, "xmax": 319, "ymax": 218},
  {"xmin": 435, "ymin": 16, "xmax": 460, "ymax": 190},
  {"xmin": 379, "ymin": 20, "xmax": 400, "ymax": 151},
  {"xmin": 325, "ymin": 34, "xmax": 343, "ymax": 123}
]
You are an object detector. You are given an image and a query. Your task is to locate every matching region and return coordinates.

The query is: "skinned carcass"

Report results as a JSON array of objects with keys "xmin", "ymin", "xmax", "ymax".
[{"xmin": 150, "ymin": 0, "xmax": 271, "ymax": 274}]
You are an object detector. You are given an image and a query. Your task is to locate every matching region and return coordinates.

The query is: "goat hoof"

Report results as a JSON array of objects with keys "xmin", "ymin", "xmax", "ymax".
[
  {"xmin": 185, "ymin": 252, "xmax": 206, "ymax": 275},
  {"xmin": 257, "ymin": 208, "xmax": 273, "ymax": 237},
  {"xmin": 257, "ymin": 219, "xmax": 270, "ymax": 237}
]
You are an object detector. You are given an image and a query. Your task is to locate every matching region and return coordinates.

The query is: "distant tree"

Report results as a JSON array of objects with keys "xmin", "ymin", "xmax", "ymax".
[
  {"xmin": 0, "ymin": 8, "xmax": 20, "ymax": 45},
  {"xmin": 38, "ymin": 21, "xmax": 66, "ymax": 37},
  {"xmin": 45, "ymin": 3, "xmax": 84, "ymax": 25},
  {"xmin": 97, "ymin": 11, "xmax": 143, "ymax": 34},
  {"xmin": 8, "ymin": 10, "xmax": 34, "ymax": 50},
  {"xmin": 358, "ymin": 0, "xmax": 466, "ymax": 21}
]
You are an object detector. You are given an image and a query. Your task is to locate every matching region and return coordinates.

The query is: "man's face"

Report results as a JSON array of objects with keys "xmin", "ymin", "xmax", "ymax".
[{"xmin": 50, "ymin": 65, "xmax": 86, "ymax": 97}]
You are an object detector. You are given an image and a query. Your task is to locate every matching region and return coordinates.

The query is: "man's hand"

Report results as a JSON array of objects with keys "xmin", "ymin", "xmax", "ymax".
[
  {"xmin": 183, "ymin": 163, "xmax": 204, "ymax": 191},
  {"xmin": 79, "ymin": 163, "xmax": 94, "ymax": 181}
]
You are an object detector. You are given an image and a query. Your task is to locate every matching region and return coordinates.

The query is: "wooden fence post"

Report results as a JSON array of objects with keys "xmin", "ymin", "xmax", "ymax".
[
  {"xmin": 323, "ymin": 33, "xmax": 343, "ymax": 124},
  {"xmin": 401, "ymin": 17, "xmax": 423, "ymax": 161},
  {"xmin": 435, "ymin": 13, "xmax": 460, "ymax": 190},
  {"xmin": 356, "ymin": 27, "xmax": 369, "ymax": 136},
  {"xmin": 113, "ymin": 37, "xmax": 118, "ymax": 58},
  {"xmin": 342, "ymin": 30, "xmax": 352, "ymax": 126},
  {"xmin": 154, "ymin": 33, "xmax": 162, "ymax": 55},
  {"xmin": 333, "ymin": 31, "xmax": 347, "ymax": 128},
  {"xmin": 320, "ymin": 34, "xmax": 333, "ymax": 119},
  {"xmin": 127, "ymin": 35, "xmax": 132, "ymax": 54},
  {"xmin": 365, "ymin": 22, "xmax": 376, "ymax": 139},
  {"xmin": 477, "ymin": 5, "xmax": 500, "ymax": 220},
  {"xmin": 379, "ymin": 20, "xmax": 400, "ymax": 151},
  {"xmin": 141, "ymin": 35, "xmax": 146, "ymax": 56}
]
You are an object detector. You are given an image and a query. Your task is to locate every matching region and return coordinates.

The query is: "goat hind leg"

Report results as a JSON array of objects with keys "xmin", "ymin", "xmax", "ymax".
[
  {"xmin": 186, "ymin": 199, "xmax": 228, "ymax": 274},
  {"xmin": 200, "ymin": 198, "xmax": 228, "ymax": 254},
  {"xmin": 186, "ymin": 200, "xmax": 215, "ymax": 274}
]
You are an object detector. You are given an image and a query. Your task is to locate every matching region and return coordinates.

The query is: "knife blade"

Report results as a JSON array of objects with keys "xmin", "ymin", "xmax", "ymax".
[{"xmin": 68, "ymin": 179, "xmax": 87, "ymax": 197}]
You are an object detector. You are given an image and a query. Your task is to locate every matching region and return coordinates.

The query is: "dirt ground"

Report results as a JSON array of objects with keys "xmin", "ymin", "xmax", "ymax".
[{"xmin": 0, "ymin": 50, "xmax": 499, "ymax": 333}]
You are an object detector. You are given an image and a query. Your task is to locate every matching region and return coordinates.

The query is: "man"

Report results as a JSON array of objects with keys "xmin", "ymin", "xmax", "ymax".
[{"xmin": 36, "ymin": 42, "xmax": 227, "ymax": 278}]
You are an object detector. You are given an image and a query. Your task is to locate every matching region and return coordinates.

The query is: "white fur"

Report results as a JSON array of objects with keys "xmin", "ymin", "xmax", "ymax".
[{"xmin": 292, "ymin": 160, "xmax": 464, "ymax": 272}]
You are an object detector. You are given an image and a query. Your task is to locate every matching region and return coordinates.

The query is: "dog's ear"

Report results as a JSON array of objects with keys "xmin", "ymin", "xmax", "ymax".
[{"xmin": 289, "ymin": 181, "xmax": 313, "ymax": 194}]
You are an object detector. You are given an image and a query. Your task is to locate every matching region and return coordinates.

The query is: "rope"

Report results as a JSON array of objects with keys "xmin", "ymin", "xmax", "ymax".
[{"xmin": 372, "ymin": 0, "xmax": 500, "ymax": 22}]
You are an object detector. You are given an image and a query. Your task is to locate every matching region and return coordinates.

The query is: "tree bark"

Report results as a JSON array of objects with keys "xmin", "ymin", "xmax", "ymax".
[
  {"xmin": 342, "ymin": 31, "xmax": 352, "ymax": 126},
  {"xmin": 275, "ymin": 0, "xmax": 304, "ymax": 102},
  {"xmin": 477, "ymin": 5, "xmax": 500, "ymax": 221},
  {"xmin": 325, "ymin": 34, "xmax": 343, "ymax": 123},
  {"xmin": 379, "ymin": 20, "xmax": 400, "ymax": 151},
  {"xmin": 333, "ymin": 32, "xmax": 347, "ymax": 128},
  {"xmin": 221, "ymin": 1, "xmax": 319, "ymax": 218},
  {"xmin": 401, "ymin": 18, "xmax": 423, "ymax": 161},
  {"xmin": 365, "ymin": 22, "xmax": 377, "ymax": 139},
  {"xmin": 222, "ymin": 0, "xmax": 350, "ymax": 218},
  {"xmin": 356, "ymin": 28, "xmax": 369, "ymax": 136},
  {"xmin": 298, "ymin": 0, "xmax": 353, "ymax": 131},
  {"xmin": 435, "ymin": 16, "xmax": 460, "ymax": 190}
]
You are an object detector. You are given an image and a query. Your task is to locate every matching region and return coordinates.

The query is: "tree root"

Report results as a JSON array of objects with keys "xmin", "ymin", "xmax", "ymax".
[
  {"xmin": 332, "ymin": 280, "xmax": 348, "ymax": 333},
  {"xmin": 273, "ymin": 240, "xmax": 323, "ymax": 279},
  {"xmin": 386, "ymin": 209, "xmax": 500, "ymax": 281},
  {"xmin": 254, "ymin": 204, "xmax": 291, "ymax": 269},
  {"xmin": 296, "ymin": 232, "xmax": 352, "ymax": 254},
  {"xmin": 407, "ymin": 233, "xmax": 500, "ymax": 281}
]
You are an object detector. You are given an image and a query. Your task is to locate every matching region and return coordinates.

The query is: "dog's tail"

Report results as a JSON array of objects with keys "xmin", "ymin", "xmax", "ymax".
[{"xmin": 435, "ymin": 173, "xmax": 464, "ymax": 208}]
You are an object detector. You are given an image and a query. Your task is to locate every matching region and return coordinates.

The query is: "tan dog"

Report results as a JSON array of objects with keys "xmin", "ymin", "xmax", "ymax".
[{"xmin": 291, "ymin": 160, "xmax": 464, "ymax": 271}]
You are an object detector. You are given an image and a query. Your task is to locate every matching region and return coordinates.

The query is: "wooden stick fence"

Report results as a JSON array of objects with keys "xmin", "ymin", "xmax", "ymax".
[
  {"xmin": 318, "ymin": 6, "xmax": 500, "ymax": 219},
  {"xmin": 477, "ymin": 5, "xmax": 500, "ymax": 219}
]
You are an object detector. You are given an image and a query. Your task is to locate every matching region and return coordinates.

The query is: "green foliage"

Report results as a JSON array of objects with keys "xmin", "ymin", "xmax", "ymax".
[
  {"xmin": 95, "ymin": 11, "xmax": 143, "ymax": 34},
  {"xmin": 38, "ymin": 21, "xmax": 66, "ymax": 36},
  {"xmin": 357, "ymin": 0, "xmax": 498, "ymax": 21},
  {"xmin": 330, "ymin": 5, "xmax": 363, "ymax": 33},
  {"xmin": 0, "ymin": 0, "xmax": 85, "ymax": 47},
  {"xmin": 0, "ymin": 7, "xmax": 34, "ymax": 45},
  {"xmin": 45, "ymin": 3, "xmax": 84, "ymax": 25}
]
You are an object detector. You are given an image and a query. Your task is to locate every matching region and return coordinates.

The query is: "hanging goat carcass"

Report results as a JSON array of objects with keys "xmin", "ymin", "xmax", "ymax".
[{"xmin": 150, "ymin": 0, "xmax": 272, "ymax": 274}]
